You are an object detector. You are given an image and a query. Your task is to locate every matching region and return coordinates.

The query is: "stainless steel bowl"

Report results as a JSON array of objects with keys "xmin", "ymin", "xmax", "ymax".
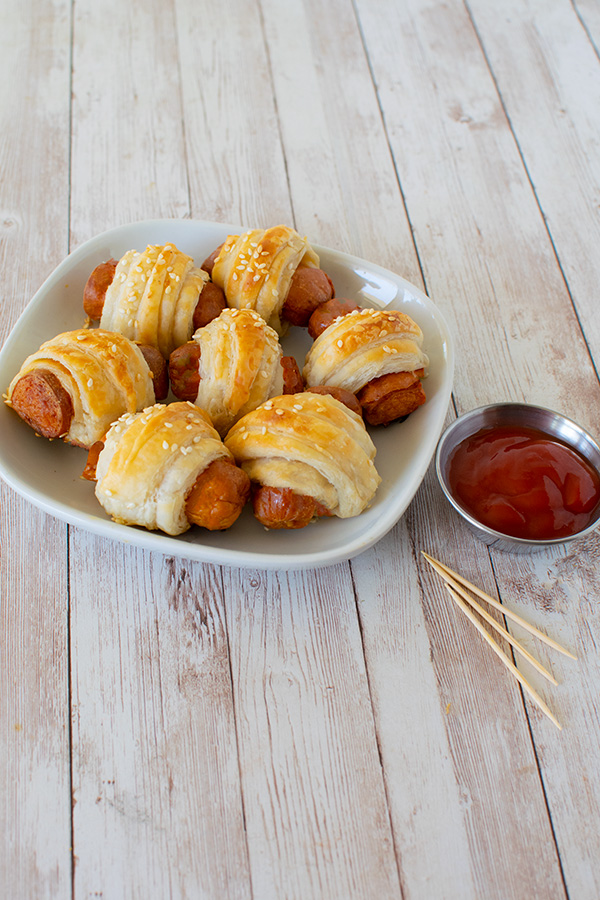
[{"xmin": 435, "ymin": 402, "xmax": 600, "ymax": 553}]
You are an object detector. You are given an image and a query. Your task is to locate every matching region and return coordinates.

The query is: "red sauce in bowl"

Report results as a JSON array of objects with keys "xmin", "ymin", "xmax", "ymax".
[{"xmin": 447, "ymin": 425, "xmax": 600, "ymax": 540}]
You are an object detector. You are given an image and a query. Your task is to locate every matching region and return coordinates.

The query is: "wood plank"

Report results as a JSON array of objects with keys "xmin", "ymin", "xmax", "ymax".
[
  {"xmin": 68, "ymin": 2, "xmax": 251, "ymax": 896},
  {"xmin": 0, "ymin": 0, "xmax": 72, "ymax": 896},
  {"xmin": 175, "ymin": 0, "xmax": 291, "ymax": 228},
  {"xmin": 69, "ymin": 538, "xmax": 251, "ymax": 899},
  {"xmin": 352, "ymin": 0, "xmax": 600, "ymax": 896},
  {"xmin": 260, "ymin": 0, "xmax": 422, "ymax": 279},
  {"xmin": 69, "ymin": 0, "xmax": 190, "ymax": 245},
  {"xmin": 261, "ymin": 0, "xmax": 570, "ymax": 896},
  {"xmin": 466, "ymin": 0, "xmax": 600, "ymax": 364},
  {"xmin": 223, "ymin": 565, "xmax": 401, "ymax": 900},
  {"xmin": 175, "ymin": 2, "xmax": 403, "ymax": 896}
]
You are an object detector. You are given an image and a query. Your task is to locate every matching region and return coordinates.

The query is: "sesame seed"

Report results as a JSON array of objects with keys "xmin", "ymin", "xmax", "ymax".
[
  {"xmin": 261, "ymin": 426, "xmax": 266, "ymax": 435},
  {"xmin": 275, "ymin": 409, "xmax": 284, "ymax": 416},
  {"xmin": 111, "ymin": 344, "xmax": 117, "ymax": 353},
  {"xmin": 193, "ymin": 435, "xmax": 202, "ymax": 443},
  {"xmin": 162, "ymin": 440, "xmax": 169, "ymax": 450},
  {"xmin": 87, "ymin": 378, "xmax": 93, "ymax": 388},
  {"xmin": 76, "ymin": 333, "xmax": 85, "ymax": 341},
  {"xmin": 164, "ymin": 421, "xmax": 173, "ymax": 428},
  {"xmin": 337, "ymin": 340, "xmax": 343, "ymax": 348},
  {"xmin": 232, "ymin": 273, "xmax": 238, "ymax": 281},
  {"xmin": 171, "ymin": 443, "xmax": 178, "ymax": 451}
]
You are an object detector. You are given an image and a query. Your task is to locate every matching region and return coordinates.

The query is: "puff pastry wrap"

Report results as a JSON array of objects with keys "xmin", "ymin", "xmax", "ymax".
[
  {"xmin": 6, "ymin": 329, "xmax": 155, "ymax": 448},
  {"xmin": 95, "ymin": 402, "xmax": 234, "ymax": 536},
  {"xmin": 302, "ymin": 308, "xmax": 429, "ymax": 393},
  {"xmin": 189, "ymin": 307, "xmax": 284, "ymax": 437},
  {"xmin": 210, "ymin": 225, "xmax": 320, "ymax": 336},
  {"xmin": 225, "ymin": 392, "xmax": 381, "ymax": 519},
  {"xmin": 100, "ymin": 243, "xmax": 209, "ymax": 357}
]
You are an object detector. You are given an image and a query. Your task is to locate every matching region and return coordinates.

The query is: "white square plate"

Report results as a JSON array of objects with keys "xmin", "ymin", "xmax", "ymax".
[{"xmin": 0, "ymin": 219, "xmax": 454, "ymax": 570}]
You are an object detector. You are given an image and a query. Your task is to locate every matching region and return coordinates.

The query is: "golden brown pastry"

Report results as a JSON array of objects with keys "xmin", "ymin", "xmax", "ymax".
[
  {"xmin": 225, "ymin": 392, "xmax": 381, "ymax": 526},
  {"xmin": 5, "ymin": 329, "xmax": 156, "ymax": 448},
  {"xmin": 169, "ymin": 307, "xmax": 287, "ymax": 437},
  {"xmin": 210, "ymin": 225, "xmax": 323, "ymax": 335},
  {"xmin": 302, "ymin": 308, "xmax": 429, "ymax": 425},
  {"xmin": 93, "ymin": 402, "xmax": 249, "ymax": 535},
  {"xmin": 99, "ymin": 243, "xmax": 210, "ymax": 356}
]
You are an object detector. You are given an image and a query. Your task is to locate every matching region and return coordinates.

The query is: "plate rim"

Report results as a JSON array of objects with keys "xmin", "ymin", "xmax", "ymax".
[{"xmin": 0, "ymin": 218, "xmax": 455, "ymax": 570}]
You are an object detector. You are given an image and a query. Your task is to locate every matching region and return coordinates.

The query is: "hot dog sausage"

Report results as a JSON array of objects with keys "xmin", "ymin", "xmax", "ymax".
[
  {"xmin": 307, "ymin": 298, "xmax": 361, "ymax": 339},
  {"xmin": 192, "ymin": 281, "xmax": 227, "ymax": 330},
  {"xmin": 308, "ymin": 385, "xmax": 362, "ymax": 417},
  {"xmin": 357, "ymin": 371, "xmax": 426, "ymax": 426},
  {"xmin": 251, "ymin": 485, "xmax": 333, "ymax": 529},
  {"xmin": 282, "ymin": 267, "xmax": 335, "ymax": 327},
  {"xmin": 83, "ymin": 446, "xmax": 249, "ymax": 530},
  {"xmin": 201, "ymin": 244, "xmax": 224, "ymax": 276},
  {"xmin": 281, "ymin": 356, "xmax": 304, "ymax": 394},
  {"xmin": 137, "ymin": 344, "xmax": 169, "ymax": 401},
  {"xmin": 82, "ymin": 440, "xmax": 104, "ymax": 481},
  {"xmin": 184, "ymin": 457, "xmax": 250, "ymax": 530},
  {"xmin": 9, "ymin": 368, "xmax": 74, "ymax": 439},
  {"xmin": 83, "ymin": 259, "xmax": 118, "ymax": 319},
  {"xmin": 168, "ymin": 341, "xmax": 201, "ymax": 401}
]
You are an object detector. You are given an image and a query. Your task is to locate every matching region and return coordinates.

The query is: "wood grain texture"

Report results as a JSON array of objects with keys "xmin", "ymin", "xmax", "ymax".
[
  {"xmin": 70, "ymin": 0, "xmax": 190, "ymax": 246},
  {"xmin": 69, "ymin": 538, "xmax": 250, "ymax": 898},
  {"xmin": 0, "ymin": 0, "xmax": 73, "ymax": 896},
  {"xmin": 466, "ymin": 0, "xmax": 600, "ymax": 366},
  {"xmin": 223, "ymin": 565, "xmax": 401, "ymax": 900},
  {"xmin": 175, "ymin": 0, "xmax": 292, "ymax": 229},
  {"xmin": 3, "ymin": 0, "xmax": 600, "ymax": 897}
]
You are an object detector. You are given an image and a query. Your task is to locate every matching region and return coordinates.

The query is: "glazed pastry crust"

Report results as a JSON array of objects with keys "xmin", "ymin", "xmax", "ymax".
[
  {"xmin": 95, "ymin": 402, "xmax": 233, "ymax": 535},
  {"xmin": 192, "ymin": 307, "xmax": 284, "ymax": 437},
  {"xmin": 303, "ymin": 308, "xmax": 429, "ymax": 393},
  {"xmin": 6, "ymin": 328, "xmax": 155, "ymax": 448},
  {"xmin": 211, "ymin": 225, "xmax": 320, "ymax": 335},
  {"xmin": 100, "ymin": 243, "xmax": 209, "ymax": 357},
  {"xmin": 225, "ymin": 392, "xmax": 381, "ymax": 518}
]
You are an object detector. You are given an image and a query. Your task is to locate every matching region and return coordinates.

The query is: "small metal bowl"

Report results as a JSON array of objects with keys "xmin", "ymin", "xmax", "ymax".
[{"xmin": 435, "ymin": 402, "xmax": 600, "ymax": 553}]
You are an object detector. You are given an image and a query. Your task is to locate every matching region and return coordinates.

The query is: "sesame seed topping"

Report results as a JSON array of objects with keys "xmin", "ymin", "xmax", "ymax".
[
  {"xmin": 171, "ymin": 443, "xmax": 178, "ymax": 451},
  {"xmin": 87, "ymin": 378, "xmax": 93, "ymax": 388},
  {"xmin": 162, "ymin": 440, "xmax": 169, "ymax": 450},
  {"xmin": 337, "ymin": 340, "xmax": 343, "ymax": 348},
  {"xmin": 261, "ymin": 426, "xmax": 266, "ymax": 435},
  {"xmin": 275, "ymin": 408, "xmax": 284, "ymax": 416}
]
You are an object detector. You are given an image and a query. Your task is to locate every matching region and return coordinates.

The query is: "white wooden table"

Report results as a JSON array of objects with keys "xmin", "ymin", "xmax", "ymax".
[{"xmin": 2, "ymin": 1, "xmax": 600, "ymax": 897}]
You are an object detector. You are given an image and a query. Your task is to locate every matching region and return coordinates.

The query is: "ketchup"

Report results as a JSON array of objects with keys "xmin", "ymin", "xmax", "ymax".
[{"xmin": 447, "ymin": 424, "xmax": 600, "ymax": 540}]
